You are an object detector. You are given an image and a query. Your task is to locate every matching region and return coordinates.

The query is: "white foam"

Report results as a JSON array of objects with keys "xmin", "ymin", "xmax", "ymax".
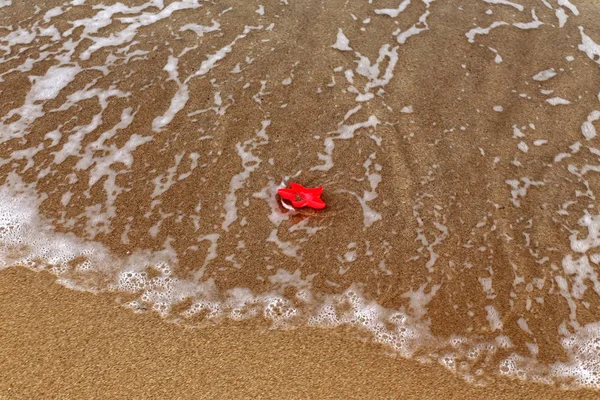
[
  {"xmin": 570, "ymin": 213, "xmax": 600, "ymax": 254},
  {"xmin": 222, "ymin": 120, "xmax": 271, "ymax": 231},
  {"xmin": 466, "ymin": 22, "xmax": 508, "ymax": 44},
  {"xmin": 513, "ymin": 9, "xmax": 542, "ymax": 30},
  {"xmin": 0, "ymin": 28, "xmax": 35, "ymax": 53},
  {"xmin": 195, "ymin": 25, "xmax": 263, "ymax": 76},
  {"xmin": 402, "ymin": 283, "xmax": 441, "ymax": 319},
  {"xmin": 395, "ymin": 8, "xmax": 431, "ymax": 44},
  {"xmin": 311, "ymin": 115, "xmax": 379, "ymax": 171},
  {"xmin": 556, "ymin": 8, "xmax": 568, "ymax": 28},
  {"xmin": 512, "ymin": 125, "xmax": 526, "ymax": 138},
  {"xmin": 505, "ymin": 178, "xmax": 545, "ymax": 207},
  {"xmin": 338, "ymin": 153, "xmax": 382, "ymax": 228},
  {"xmin": 0, "ymin": 174, "xmax": 174, "ymax": 301},
  {"xmin": 496, "ymin": 335, "xmax": 513, "ymax": 348},
  {"xmin": 581, "ymin": 111, "xmax": 600, "ymax": 140},
  {"xmin": 579, "ymin": 27, "xmax": 600, "ymax": 66},
  {"xmin": 485, "ymin": 305, "xmax": 503, "ymax": 331},
  {"xmin": 267, "ymin": 229, "xmax": 301, "ymax": 259},
  {"xmin": 552, "ymin": 322, "xmax": 600, "ymax": 387},
  {"xmin": 78, "ymin": 1, "xmax": 204, "ymax": 60},
  {"xmin": 533, "ymin": 69, "xmax": 557, "ymax": 81},
  {"xmin": 546, "ymin": 97, "xmax": 571, "ymax": 106},
  {"xmin": 482, "ymin": 0, "xmax": 523, "ymax": 11},
  {"xmin": 180, "ymin": 20, "xmax": 220, "ymax": 37},
  {"xmin": 150, "ymin": 153, "xmax": 185, "ymax": 199},
  {"xmin": 152, "ymin": 56, "xmax": 190, "ymax": 131},
  {"xmin": 75, "ymin": 107, "xmax": 150, "ymax": 233},
  {"xmin": 268, "ymin": 269, "xmax": 315, "ymax": 291},
  {"xmin": 35, "ymin": 66, "xmax": 80, "ymax": 101},
  {"xmin": 558, "ymin": 0, "xmax": 579, "ymax": 16},
  {"xmin": 374, "ymin": 0, "xmax": 411, "ymax": 18},
  {"xmin": 488, "ymin": 47, "xmax": 503, "ymax": 64},
  {"xmin": 412, "ymin": 193, "xmax": 448, "ymax": 273},
  {"xmin": 308, "ymin": 288, "xmax": 429, "ymax": 358},
  {"xmin": 517, "ymin": 318, "xmax": 533, "ymax": 335},
  {"xmin": 332, "ymin": 28, "xmax": 352, "ymax": 51},
  {"xmin": 347, "ymin": 45, "xmax": 399, "ymax": 102},
  {"xmin": 43, "ymin": 6, "xmax": 64, "ymax": 22},
  {"xmin": 466, "ymin": 11, "xmax": 541, "ymax": 47},
  {"xmin": 0, "ymin": 62, "xmax": 82, "ymax": 145},
  {"xmin": 517, "ymin": 141, "xmax": 529, "ymax": 153}
]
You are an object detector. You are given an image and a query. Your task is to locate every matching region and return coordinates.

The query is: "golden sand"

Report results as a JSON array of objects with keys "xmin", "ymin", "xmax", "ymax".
[{"xmin": 1, "ymin": 267, "xmax": 598, "ymax": 399}]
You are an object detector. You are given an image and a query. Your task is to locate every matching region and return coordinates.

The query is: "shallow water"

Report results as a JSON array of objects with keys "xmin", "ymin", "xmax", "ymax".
[{"xmin": 2, "ymin": 0, "xmax": 600, "ymax": 388}]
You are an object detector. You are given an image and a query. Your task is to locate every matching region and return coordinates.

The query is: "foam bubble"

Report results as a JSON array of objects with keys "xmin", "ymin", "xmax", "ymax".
[
  {"xmin": 332, "ymin": 28, "xmax": 352, "ymax": 51},
  {"xmin": 533, "ymin": 68, "xmax": 557, "ymax": 81},
  {"xmin": 552, "ymin": 322, "xmax": 600, "ymax": 387}
]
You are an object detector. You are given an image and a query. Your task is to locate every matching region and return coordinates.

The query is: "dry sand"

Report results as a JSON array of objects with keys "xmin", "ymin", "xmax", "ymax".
[{"xmin": 1, "ymin": 267, "xmax": 599, "ymax": 400}]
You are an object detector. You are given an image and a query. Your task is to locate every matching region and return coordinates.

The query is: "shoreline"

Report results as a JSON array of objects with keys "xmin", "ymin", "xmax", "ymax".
[{"xmin": 1, "ymin": 267, "xmax": 598, "ymax": 400}]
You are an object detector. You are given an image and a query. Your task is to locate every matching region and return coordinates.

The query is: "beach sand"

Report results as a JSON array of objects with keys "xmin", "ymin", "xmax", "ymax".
[
  {"xmin": 3, "ymin": 0, "xmax": 600, "ymax": 397},
  {"xmin": 1, "ymin": 267, "xmax": 598, "ymax": 400}
]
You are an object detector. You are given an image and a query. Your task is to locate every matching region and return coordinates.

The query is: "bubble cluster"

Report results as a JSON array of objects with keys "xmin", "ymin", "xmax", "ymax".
[{"xmin": 552, "ymin": 323, "xmax": 600, "ymax": 387}]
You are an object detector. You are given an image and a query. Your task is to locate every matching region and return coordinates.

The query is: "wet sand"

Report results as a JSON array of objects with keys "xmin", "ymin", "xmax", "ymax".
[{"xmin": 1, "ymin": 267, "xmax": 598, "ymax": 400}]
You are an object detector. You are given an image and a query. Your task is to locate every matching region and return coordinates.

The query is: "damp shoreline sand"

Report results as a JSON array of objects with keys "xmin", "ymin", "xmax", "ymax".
[{"xmin": 1, "ymin": 267, "xmax": 599, "ymax": 400}]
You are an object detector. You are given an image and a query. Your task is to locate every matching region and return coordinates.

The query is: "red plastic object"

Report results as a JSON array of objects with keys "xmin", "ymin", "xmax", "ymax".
[{"xmin": 278, "ymin": 182, "xmax": 326, "ymax": 210}]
